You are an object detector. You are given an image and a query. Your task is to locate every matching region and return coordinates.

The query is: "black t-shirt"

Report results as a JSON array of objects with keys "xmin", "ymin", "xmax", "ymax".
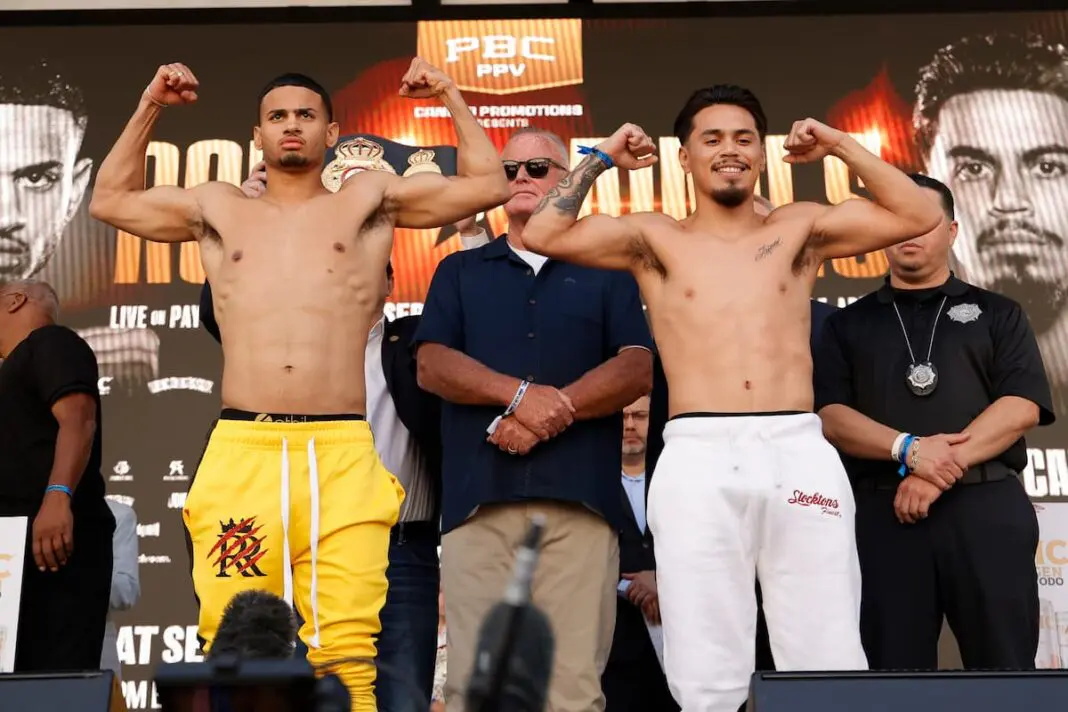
[{"xmin": 0, "ymin": 324, "xmax": 107, "ymax": 518}]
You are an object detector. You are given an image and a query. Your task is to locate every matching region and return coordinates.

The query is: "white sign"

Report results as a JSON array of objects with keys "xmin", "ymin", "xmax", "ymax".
[
  {"xmin": 1035, "ymin": 503, "xmax": 1068, "ymax": 668},
  {"xmin": 0, "ymin": 517, "xmax": 28, "ymax": 673}
]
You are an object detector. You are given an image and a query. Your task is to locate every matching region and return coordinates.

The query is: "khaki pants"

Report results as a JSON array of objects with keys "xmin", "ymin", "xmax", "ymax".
[{"xmin": 442, "ymin": 501, "xmax": 619, "ymax": 712}]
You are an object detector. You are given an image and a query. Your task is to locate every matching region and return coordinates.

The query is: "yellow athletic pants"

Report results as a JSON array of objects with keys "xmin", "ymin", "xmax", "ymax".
[{"xmin": 182, "ymin": 417, "xmax": 404, "ymax": 712}]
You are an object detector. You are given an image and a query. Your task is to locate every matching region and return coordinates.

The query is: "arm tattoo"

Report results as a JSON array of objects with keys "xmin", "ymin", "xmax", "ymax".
[
  {"xmin": 755, "ymin": 236, "xmax": 783, "ymax": 261},
  {"xmin": 532, "ymin": 155, "xmax": 607, "ymax": 219}
]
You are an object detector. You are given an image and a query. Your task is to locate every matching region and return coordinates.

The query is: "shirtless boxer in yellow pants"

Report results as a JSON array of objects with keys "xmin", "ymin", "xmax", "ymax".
[{"xmin": 89, "ymin": 59, "xmax": 509, "ymax": 711}]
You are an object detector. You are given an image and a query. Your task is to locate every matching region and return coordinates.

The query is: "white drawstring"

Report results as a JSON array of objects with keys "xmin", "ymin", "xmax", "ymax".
[
  {"xmin": 307, "ymin": 437, "xmax": 322, "ymax": 649},
  {"xmin": 278, "ymin": 435, "xmax": 322, "ymax": 649},
  {"xmin": 280, "ymin": 438, "xmax": 293, "ymax": 607}
]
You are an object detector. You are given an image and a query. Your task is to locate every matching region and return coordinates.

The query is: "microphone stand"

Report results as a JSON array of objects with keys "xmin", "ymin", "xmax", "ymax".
[{"xmin": 475, "ymin": 516, "xmax": 546, "ymax": 712}]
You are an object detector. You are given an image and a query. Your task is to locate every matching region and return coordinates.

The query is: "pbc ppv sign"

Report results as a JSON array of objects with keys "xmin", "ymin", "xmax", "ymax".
[{"xmin": 417, "ymin": 19, "xmax": 583, "ymax": 95}]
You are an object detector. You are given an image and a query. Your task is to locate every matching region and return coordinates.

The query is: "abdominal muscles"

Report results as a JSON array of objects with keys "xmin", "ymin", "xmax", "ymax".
[
  {"xmin": 652, "ymin": 289, "xmax": 813, "ymax": 415},
  {"xmin": 215, "ymin": 268, "xmax": 379, "ymax": 415}
]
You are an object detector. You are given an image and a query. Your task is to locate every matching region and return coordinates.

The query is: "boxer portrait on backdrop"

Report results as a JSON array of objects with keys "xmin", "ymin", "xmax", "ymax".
[{"xmin": 0, "ymin": 56, "xmax": 162, "ymax": 392}]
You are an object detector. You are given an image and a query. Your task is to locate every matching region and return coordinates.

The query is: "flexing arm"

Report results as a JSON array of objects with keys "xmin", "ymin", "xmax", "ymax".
[
  {"xmin": 89, "ymin": 64, "xmax": 206, "ymax": 243},
  {"xmin": 381, "ymin": 58, "xmax": 509, "ymax": 228},
  {"xmin": 524, "ymin": 124, "xmax": 659, "ymax": 271},
  {"xmin": 782, "ymin": 120, "xmax": 942, "ymax": 259}
]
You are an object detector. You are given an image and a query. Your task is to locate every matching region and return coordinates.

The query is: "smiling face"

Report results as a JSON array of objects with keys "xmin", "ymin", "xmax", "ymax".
[
  {"xmin": 501, "ymin": 132, "xmax": 570, "ymax": 220},
  {"xmin": 679, "ymin": 104, "xmax": 765, "ymax": 208},
  {"xmin": 253, "ymin": 85, "xmax": 339, "ymax": 171}
]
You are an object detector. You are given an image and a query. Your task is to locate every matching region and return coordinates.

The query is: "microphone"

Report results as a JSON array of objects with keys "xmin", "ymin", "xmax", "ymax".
[
  {"xmin": 466, "ymin": 514, "xmax": 555, "ymax": 712},
  {"xmin": 208, "ymin": 589, "xmax": 298, "ymax": 662}
]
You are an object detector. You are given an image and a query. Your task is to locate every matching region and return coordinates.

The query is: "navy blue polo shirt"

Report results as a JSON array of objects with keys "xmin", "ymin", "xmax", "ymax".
[{"xmin": 413, "ymin": 235, "xmax": 654, "ymax": 534}]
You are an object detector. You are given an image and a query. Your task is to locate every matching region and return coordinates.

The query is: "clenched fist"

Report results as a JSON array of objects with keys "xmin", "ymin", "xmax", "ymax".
[
  {"xmin": 487, "ymin": 416, "xmax": 540, "ymax": 456},
  {"xmin": 513, "ymin": 384, "xmax": 576, "ymax": 441},
  {"xmin": 399, "ymin": 57, "xmax": 455, "ymax": 99},
  {"xmin": 145, "ymin": 62, "xmax": 199, "ymax": 107},
  {"xmin": 783, "ymin": 118, "xmax": 847, "ymax": 164},
  {"xmin": 594, "ymin": 123, "xmax": 658, "ymax": 171},
  {"xmin": 893, "ymin": 475, "xmax": 943, "ymax": 525}
]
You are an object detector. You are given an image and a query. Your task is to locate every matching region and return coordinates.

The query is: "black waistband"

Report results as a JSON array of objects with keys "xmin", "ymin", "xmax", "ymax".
[
  {"xmin": 391, "ymin": 520, "xmax": 440, "ymax": 542},
  {"xmin": 669, "ymin": 410, "xmax": 809, "ymax": 421},
  {"xmin": 220, "ymin": 408, "xmax": 366, "ymax": 423},
  {"xmin": 854, "ymin": 464, "xmax": 1014, "ymax": 491}
]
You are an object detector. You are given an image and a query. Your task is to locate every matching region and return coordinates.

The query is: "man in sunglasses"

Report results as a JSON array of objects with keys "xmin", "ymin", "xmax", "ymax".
[
  {"xmin": 414, "ymin": 126, "xmax": 654, "ymax": 712},
  {"xmin": 520, "ymin": 86, "xmax": 943, "ymax": 712}
]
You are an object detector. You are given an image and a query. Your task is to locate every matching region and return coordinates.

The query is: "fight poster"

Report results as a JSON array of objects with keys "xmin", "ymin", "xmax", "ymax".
[
  {"xmin": 4, "ymin": 11, "xmax": 1068, "ymax": 706},
  {"xmin": 1037, "ymin": 503, "xmax": 1068, "ymax": 668},
  {"xmin": 0, "ymin": 517, "xmax": 27, "ymax": 673}
]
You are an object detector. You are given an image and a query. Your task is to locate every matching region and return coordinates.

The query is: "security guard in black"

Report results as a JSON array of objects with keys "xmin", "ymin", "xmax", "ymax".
[{"xmin": 814, "ymin": 175, "xmax": 1054, "ymax": 671}]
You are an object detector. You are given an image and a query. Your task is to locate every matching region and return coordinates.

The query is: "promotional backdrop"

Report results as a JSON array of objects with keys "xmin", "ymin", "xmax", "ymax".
[{"xmin": 3, "ymin": 12, "xmax": 1068, "ymax": 708}]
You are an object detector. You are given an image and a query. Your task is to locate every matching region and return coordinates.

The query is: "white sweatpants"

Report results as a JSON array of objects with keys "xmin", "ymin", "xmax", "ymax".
[{"xmin": 647, "ymin": 412, "xmax": 868, "ymax": 712}]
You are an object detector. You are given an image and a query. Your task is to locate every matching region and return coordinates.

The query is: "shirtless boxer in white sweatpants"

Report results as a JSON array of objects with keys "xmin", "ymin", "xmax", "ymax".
[{"xmin": 521, "ymin": 85, "xmax": 943, "ymax": 712}]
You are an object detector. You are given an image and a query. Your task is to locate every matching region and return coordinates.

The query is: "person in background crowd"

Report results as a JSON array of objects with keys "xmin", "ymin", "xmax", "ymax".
[
  {"xmin": 602, "ymin": 395, "xmax": 677, "ymax": 712},
  {"xmin": 915, "ymin": 31, "xmax": 1068, "ymax": 415},
  {"xmin": 100, "ymin": 498, "xmax": 140, "ymax": 679},
  {"xmin": 815, "ymin": 174, "xmax": 1054, "ymax": 670},
  {"xmin": 415, "ymin": 126, "xmax": 654, "ymax": 712},
  {"xmin": 0, "ymin": 278, "xmax": 115, "ymax": 672}
]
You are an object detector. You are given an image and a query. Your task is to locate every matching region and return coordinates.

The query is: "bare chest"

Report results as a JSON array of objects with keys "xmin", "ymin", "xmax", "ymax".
[
  {"xmin": 203, "ymin": 202, "xmax": 390, "ymax": 306},
  {"xmin": 655, "ymin": 237, "xmax": 812, "ymax": 311}
]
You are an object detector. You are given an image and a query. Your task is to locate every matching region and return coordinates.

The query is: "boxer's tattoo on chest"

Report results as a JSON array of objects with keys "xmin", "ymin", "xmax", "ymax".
[{"xmin": 755, "ymin": 236, "xmax": 783, "ymax": 261}]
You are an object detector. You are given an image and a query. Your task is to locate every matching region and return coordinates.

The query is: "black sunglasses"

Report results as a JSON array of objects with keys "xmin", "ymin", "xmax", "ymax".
[{"xmin": 502, "ymin": 158, "xmax": 567, "ymax": 181}]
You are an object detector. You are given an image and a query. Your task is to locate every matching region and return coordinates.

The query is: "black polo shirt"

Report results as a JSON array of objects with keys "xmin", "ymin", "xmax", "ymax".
[
  {"xmin": 413, "ymin": 235, "xmax": 654, "ymax": 534},
  {"xmin": 814, "ymin": 275, "xmax": 1055, "ymax": 482}
]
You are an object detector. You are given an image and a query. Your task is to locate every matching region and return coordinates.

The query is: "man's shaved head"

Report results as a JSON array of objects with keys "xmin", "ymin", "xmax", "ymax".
[{"xmin": 0, "ymin": 278, "xmax": 59, "ymax": 320}]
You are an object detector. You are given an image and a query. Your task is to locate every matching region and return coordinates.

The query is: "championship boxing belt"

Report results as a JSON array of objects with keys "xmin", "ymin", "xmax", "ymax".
[
  {"xmin": 321, "ymin": 134, "xmax": 484, "ymax": 244},
  {"xmin": 321, "ymin": 133, "xmax": 457, "ymax": 191}
]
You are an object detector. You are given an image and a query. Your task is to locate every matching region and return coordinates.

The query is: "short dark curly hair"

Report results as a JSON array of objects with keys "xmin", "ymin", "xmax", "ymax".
[
  {"xmin": 673, "ymin": 84, "xmax": 768, "ymax": 145},
  {"xmin": 914, "ymin": 32, "xmax": 1068, "ymax": 160},
  {"xmin": 0, "ymin": 58, "xmax": 87, "ymax": 128}
]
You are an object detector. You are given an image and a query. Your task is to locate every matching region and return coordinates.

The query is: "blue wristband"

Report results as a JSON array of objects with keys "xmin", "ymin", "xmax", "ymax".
[
  {"xmin": 46, "ymin": 484, "xmax": 73, "ymax": 497},
  {"xmin": 897, "ymin": 434, "xmax": 917, "ymax": 476},
  {"xmin": 577, "ymin": 145, "xmax": 614, "ymax": 169}
]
